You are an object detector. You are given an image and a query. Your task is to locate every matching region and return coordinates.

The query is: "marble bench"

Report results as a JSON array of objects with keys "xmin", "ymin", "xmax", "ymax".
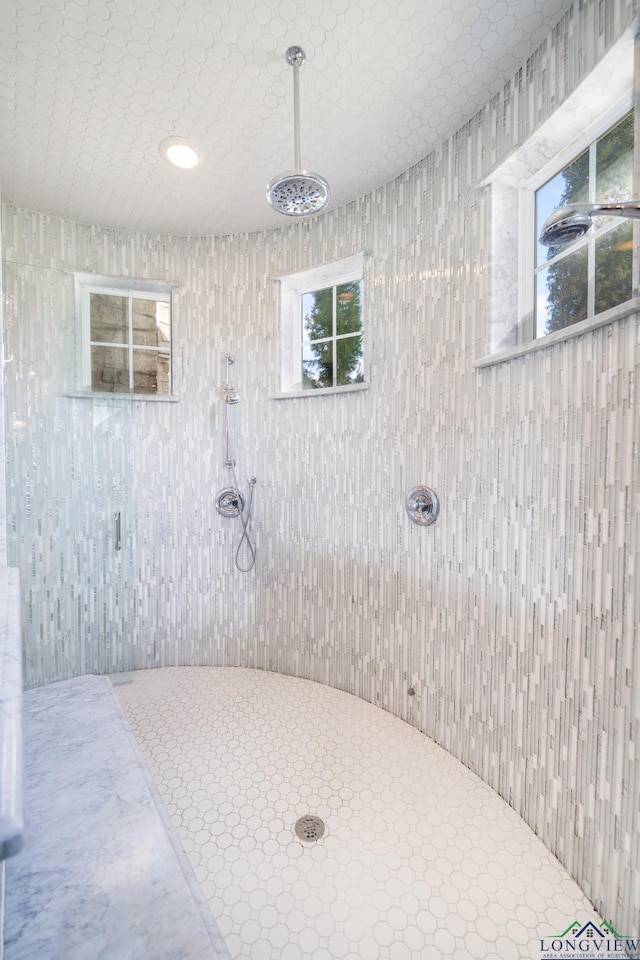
[{"xmin": 4, "ymin": 675, "xmax": 230, "ymax": 960}]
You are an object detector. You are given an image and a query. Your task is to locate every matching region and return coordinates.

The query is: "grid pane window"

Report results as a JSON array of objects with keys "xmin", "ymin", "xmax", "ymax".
[
  {"xmin": 87, "ymin": 288, "xmax": 171, "ymax": 395},
  {"xmin": 301, "ymin": 280, "xmax": 364, "ymax": 390},
  {"xmin": 534, "ymin": 111, "xmax": 634, "ymax": 338}
]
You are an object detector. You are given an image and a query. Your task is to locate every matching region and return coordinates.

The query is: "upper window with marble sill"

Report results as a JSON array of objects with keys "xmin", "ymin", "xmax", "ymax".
[
  {"xmin": 532, "ymin": 109, "xmax": 634, "ymax": 339},
  {"xmin": 480, "ymin": 25, "xmax": 637, "ymax": 363}
]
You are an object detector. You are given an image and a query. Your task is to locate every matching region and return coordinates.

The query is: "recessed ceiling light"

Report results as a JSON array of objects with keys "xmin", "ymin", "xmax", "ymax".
[{"xmin": 159, "ymin": 137, "xmax": 201, "ymax": 169}]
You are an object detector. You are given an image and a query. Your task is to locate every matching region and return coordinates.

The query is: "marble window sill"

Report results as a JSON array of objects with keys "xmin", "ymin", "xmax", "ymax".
[
  {"xmin": 64, "ymin": 390, "xmax": 180, "ymax": 402},
  {"xmin": 474, "ymin": 298, "xmax": 640, "ymax": 369},
  {"xmin": 271, "ymin": 382, "xmax": 369, "ymax": 400}
]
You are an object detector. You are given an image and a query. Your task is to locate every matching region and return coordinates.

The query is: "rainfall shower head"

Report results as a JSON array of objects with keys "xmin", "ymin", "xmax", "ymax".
[
  {"xmin": 539, "ymin": 201, "xmax": 640, "ymax": 246},
  {"xmin": 266, "ymin": 47, "xmax": 330, "ymax": 217},
  {"xmin": 268, "ymin": 170, "xmax": 330, "ymax": 216}
]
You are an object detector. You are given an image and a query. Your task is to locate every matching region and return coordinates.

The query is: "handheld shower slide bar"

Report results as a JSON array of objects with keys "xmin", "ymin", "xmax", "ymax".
[
  {"xmin": 216, "ymin": 354, "xmax": 257, "ymax": 573},
  {"xmin": 539, "ymin": 200, "xmax": 640, "ymax": 246}
]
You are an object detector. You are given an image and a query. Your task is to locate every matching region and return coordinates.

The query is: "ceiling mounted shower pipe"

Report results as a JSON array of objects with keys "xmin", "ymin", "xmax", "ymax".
[
  {"xmin": 539, "ymin": 200, "xmax": 640, "ymax": 246},
  {"xmin": 266, "ymin": 46, "xmax": 330, "ymax": 217}
]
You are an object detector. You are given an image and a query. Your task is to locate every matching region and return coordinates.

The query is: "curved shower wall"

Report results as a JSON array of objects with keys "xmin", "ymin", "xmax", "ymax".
[{"xmin": 1, "ymin": 0, "xmax": 638, "ymax": 939}]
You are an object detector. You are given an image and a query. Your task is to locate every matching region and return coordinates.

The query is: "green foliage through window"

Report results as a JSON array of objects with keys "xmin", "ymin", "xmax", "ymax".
[
  {"xmin": 301, "ymin": 281, "xmax": 364, "ymax": 389},
  {"xmin": 534, "ymin": 111, "xmax": 634, "ymax": 337}
]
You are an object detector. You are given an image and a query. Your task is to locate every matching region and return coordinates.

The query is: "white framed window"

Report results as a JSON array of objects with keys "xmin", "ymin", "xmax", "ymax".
[
  {"xmin": 479, "ymin": 25, "xmax": 637, "ymax": 364},
  {"xmin": 277, "ymin": 253, "xmax": 366, "ymax": 397},
  {"xmin": 75, "ymin": 274, "xmax": 173, "ymax": 396},
  {"xmin": 527, "ymin": 104, "xmax": 634, "ymax": 340}
]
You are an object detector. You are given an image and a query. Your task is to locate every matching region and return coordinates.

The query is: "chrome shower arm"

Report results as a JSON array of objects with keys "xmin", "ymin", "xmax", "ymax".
[
  {"xmin": 290, "ymin": 49, "xmax": 302, "ymax": 170},
  {"xmin": 590, "ymin": 200, "xmax": 640, "ymax": 217},
  {"xmin": 560, "ymin": 201, "xmax": 640, "ymax": 217}
]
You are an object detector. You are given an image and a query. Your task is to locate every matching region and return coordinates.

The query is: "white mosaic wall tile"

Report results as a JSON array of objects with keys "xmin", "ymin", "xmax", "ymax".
[
  {"xmin": 1, "ymin": 0, "xmax": 638, "ymax": 941},
  {"xmin": 0, "ymin": 174, "xmax": 6, "ymax": 567},
  {"xmin": 0, "ymin": 170, "xmax": 7, "ymax": 960}
]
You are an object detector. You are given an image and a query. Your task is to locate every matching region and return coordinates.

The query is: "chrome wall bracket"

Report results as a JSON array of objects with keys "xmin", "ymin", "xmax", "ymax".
[
  {"xmin": 215, "ymin": 487, "xmax": 245, "ymax": 519},
  {"xmin": 405, "ymin": 486, "xmax": 439, "ymax": 526}
]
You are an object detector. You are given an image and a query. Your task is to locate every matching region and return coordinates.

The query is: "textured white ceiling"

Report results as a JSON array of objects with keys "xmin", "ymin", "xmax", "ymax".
[{"xmin": 1, "ymin": 0, "xmax": 570, "ymax": 237}]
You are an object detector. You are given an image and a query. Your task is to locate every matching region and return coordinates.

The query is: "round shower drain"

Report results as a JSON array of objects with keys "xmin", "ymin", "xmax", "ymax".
[{"xmin": 294, "ymin": 815, "xmax": 326, "ymax": 843}]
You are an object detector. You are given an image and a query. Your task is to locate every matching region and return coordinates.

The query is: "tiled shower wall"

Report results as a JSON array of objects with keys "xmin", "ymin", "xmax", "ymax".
[
  {"xmin": 0, "ymin": 175, "xmax": 5, "ymax": 960},
  {"xmin": 2, "ymin": 0, "xmax": 639, "ymax": 938},
  {"xmin": 0, "ymin": 179, "xmax": 5, "ymax": 567}
]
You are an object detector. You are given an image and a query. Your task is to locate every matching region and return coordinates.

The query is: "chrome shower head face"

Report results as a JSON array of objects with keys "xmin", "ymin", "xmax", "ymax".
[
  {"xmin": 539, "ymin": 206, "xmax": 593, "ymax": 246},
  {"xmin": 267, "ymin": 170, "xmax": 330, "ymax": 216},
  {"xmin": 224, "ymin": 389, "xmax": 240, "ymax": 405}
]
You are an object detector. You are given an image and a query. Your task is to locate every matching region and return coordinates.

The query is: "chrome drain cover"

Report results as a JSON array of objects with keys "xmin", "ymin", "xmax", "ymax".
[{"xmin": 294, "ymin": 815, "xmax": 326, "ymax": 843}]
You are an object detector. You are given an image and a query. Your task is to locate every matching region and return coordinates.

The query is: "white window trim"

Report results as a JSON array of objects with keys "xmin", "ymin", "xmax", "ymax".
[
  {"xmin": 274, "ymin": 253, "xmax": 366, "ymax": 398},
  {"xmin": 478, "ymin": 25, "xmax": 635, "ymax": 365},
  {"xmin": 73, "ymin": 273, "xmax": 174, "ymax": 397}
]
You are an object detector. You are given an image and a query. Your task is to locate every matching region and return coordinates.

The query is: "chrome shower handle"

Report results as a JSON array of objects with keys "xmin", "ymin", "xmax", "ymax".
[{"xmin": 405, "ymin": 487, "xmax": 439, "ymax": 526}]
